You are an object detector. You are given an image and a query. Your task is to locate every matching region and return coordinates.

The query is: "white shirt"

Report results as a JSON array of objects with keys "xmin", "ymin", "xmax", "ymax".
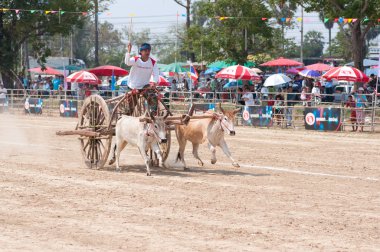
[
  {"xmin": 261, "ymin": 86, "xmax": 269, "ymax": 97},
  {"xmin": 242, "ymin": 92, "xmax": 254, "ymax": 106},
  {"xmin": 125, "ymin": 53, "xmax": 159, "ymax": 89},
  {"xmin": 0, "ymin": 87, "xmax": 7, "ymax": 99},
  {"xmin": 311, "ymin": 87, "xmax": 320, "ymax": 96}
]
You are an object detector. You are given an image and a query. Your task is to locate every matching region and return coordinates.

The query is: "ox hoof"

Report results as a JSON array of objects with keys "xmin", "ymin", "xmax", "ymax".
[
  {"xmin": 211, "ymin": 159, "xmax": 217, "ymax": 165},
  {"xmin": 198, "ymin": 161, "xmax": 204, "ymax": 167},
  {"xmin": 232, "ymin": 162, "xmax": 240, "ymax": 168},
  {"xmin": 109, "ymin": 158, "xmax": 115, "ymax": 165},
  {"xmin": 115, "ymin": 168, "xmax": 121, "ymax": 172},
  {"xmin": 146, "ymin": 172, "xmax": 151, "ymax": 176},
  {"xmin": 161, "ymin": 163, "xmax": 167, "ymax": 169},
  {"xmin": 184, "ymin": 167, "xmax": 190, "ymax": 171}
]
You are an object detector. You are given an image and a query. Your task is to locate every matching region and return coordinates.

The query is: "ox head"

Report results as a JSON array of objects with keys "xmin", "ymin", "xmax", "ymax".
[
  {"xmin": 217, "ymin": 103, "xmax": 240, "ymax": 136},
  {"xmin": 149, "ymin": 111, "xmax": 169, "ymax": 144}
]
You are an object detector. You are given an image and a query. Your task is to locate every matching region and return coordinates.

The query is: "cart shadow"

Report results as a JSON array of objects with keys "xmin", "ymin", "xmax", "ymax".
[{"xmin": 102, "ymin": 164, "xmax": 270, "ymax": 177}]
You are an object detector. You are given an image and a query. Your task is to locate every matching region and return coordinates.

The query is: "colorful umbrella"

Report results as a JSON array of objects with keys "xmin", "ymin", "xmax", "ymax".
[
  {"xmin": 264, "ymin": 74, "xmax": 291, "ymax": 87},
  {"xmin": 204, "ymin": 67, "xmax": 221, "ymax": 75},
  {"xmin": 286, "ymin": 67, "xmax": 305, "ymax": 75},
  {"xmin": 223, "ymin": 81, "xmax": 241, "ymax": 89},
  {"xmin": 56, "ymin": 65, "xmax": 84, "ymax": 71},
  {"xmin": 322, "ymin": 66, "xmax": 369, "ymax": 83},
  {"xmin": 160, "ymin": 62, "xmax": 187, "ymax": 73},
  {"xmin": 215, "ymin": 65, "xmax": 260, "ymax": 80},
  {"xmin": 260, "ymin": 57, "xmax": 303, "ymax": 67},
  {"xmin": 299, "ymin": 69, "xmax": 321, "ymax": 79},
  {"xmin": 305, "ymin": 63, "xmax": 332, "ymax": 72},
  {"xmin": 207, "ymin": 60, "xmax": 236, "ymax": 69},
  {"xmin": 66, "ymin": 71, "xmax": 101, "ymax": 85},
  {"xmin": 28, "ymin": 66, "xmax": 63, "ymax": 76},
  {"xmin": 150, "ymin": 75, "xmax": 170, "ymax": 87},
  {"xmin": 88, "ymin": 65, "xmax": 128, "ymax": 76}
]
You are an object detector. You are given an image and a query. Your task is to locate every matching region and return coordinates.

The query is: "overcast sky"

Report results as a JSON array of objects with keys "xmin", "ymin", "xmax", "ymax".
[{"xmin": 102, "ymin": 0, "xmax": 376, "ymax": 48}]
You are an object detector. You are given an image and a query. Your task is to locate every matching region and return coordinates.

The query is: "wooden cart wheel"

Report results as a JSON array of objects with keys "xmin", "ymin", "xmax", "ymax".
[
  {"xmin": 77, "ymin": 95, "xmax": 112, "ymax": 169},
  {"xmin": 133, "ymin": 96, "xmax": 171, "ymax": 164}
]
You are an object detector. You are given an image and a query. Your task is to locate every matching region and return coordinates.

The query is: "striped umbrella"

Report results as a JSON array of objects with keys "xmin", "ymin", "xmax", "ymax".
[
  {"xmin": 66, "ymin": 71, "xmax": 101, "ymax": 85},
  {"xmin": 299, "ymin": 69, "xmax": 321, "ymax": 79},
  {"xmin": 150, "ymin": 75, "xmax": 170, "ymax": 87},
  {"xmin": 215, "ymin": 65, "xmax": 260, "ymax": 80},
  {"xmin": 322, "ymin": 66, "xmax": 369, "ymax": 83}
]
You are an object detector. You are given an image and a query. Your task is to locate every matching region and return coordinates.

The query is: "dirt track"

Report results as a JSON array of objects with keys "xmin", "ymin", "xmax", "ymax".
[{"xmin": 0, "ymin": 114, "xmax": 379, "ymax": 251}]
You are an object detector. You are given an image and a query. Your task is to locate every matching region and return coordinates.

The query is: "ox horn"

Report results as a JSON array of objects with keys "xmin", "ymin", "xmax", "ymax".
[
  {"xmin": 218, "ymin": 103, "xmax": 225, "ymax": 114},
  {"xmin": 233, "ymin": 108, "xmax": 241, "ymax": 114},
  {"xmin": 163, "ymin": 110, "xmax": 169, "ymax": 119},
  {"xmin": 150, "ymin": 111, "xmax": 155, "ymax": 121}
]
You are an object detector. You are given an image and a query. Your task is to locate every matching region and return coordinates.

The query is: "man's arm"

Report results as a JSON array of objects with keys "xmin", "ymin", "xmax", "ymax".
[{"xmin": 151, "ymin": 61, "xmax": 159, "ymax": 84}]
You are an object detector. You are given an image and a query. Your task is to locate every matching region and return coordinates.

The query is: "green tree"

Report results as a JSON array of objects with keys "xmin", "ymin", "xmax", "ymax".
[
  {"xmin": 267, "ymin": 0, "xmax": 298, "ymax": 55},
  {"xmin": 186, "ymin": 0, "xmax": 274, "ymax": 64},
  {"xmin": 303, "ymin": 31, "xmax": 324, "ymax": 57},
  {"xmin": 0, "ymin": 0, "xmax": 93, "ymax": 87},
  {"xmin": 327, "ymin": 27, "xmax": 352, "ymax": 61},
  {"xmin": 304, "ymin": 0, "xmax": 380, "ymax": 70}
]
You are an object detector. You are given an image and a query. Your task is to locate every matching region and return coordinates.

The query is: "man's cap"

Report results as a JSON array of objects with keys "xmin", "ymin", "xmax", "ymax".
[
  {"xmin": 358, "ymin": 87, "xmax": 364, "ymax": 91},
  {"xmin": 139, "ymin": 43, "xmax": 151, "ymax": 52}
]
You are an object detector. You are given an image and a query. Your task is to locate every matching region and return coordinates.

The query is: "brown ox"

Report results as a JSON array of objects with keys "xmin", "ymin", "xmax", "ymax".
[{"xmin": 175, "ymin": 104, "xmax": 240, "ymax": 170}]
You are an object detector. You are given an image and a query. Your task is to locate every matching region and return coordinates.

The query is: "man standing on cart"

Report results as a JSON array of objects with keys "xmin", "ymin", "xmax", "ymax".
[{"xmin": 124, "ymin": 42, "xmax": 160, "ymax": 114}]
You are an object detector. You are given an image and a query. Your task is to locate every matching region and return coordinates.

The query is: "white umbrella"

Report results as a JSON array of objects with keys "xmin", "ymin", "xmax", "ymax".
[
  {"xmin": 251, "ymin": 67, "xmax": 263, "ymax": 73},
  {"xmin": 264, "ymin": 74, "xmax": 291, "ymax": 87},
  {"xmin": 116, "ymin": 75, "xmax": 129, "ymax": 86}
]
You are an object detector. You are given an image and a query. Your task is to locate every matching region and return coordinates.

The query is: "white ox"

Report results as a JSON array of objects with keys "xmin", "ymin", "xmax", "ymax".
[
  {"xmin": 175, "ymin": 104, "xmax": 240, "ymax": 170},
  {"xmin": 109, "ymin": 113, "xmax": 168, "ymax": 176}
]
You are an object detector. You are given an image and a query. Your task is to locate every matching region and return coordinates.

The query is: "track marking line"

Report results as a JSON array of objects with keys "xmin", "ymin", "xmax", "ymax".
[
  {"xmin": 218, "ymin": 162, "xmax": 379, "ymax": 182},
  {"xmin": 0, "ymin": 141, "xmax": 378, "ymax": 182}
]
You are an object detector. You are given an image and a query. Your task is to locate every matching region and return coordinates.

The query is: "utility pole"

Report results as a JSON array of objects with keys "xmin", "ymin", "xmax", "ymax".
[
  {"xmin": 94, "ymin": 0, "xmax": 99, "ymax": 66},
  {"xmin": 300, "ymin": 7, "xmax": 304, "ymax": 64},
  {"xmin": 175, "ymin": 11, "xmax": 178, "ymax": 63}
]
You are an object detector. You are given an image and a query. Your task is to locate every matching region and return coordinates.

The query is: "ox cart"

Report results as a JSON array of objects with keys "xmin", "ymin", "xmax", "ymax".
[{"xmin": 56, "ymin": 90, "xmax": 211, "ymax": 169}]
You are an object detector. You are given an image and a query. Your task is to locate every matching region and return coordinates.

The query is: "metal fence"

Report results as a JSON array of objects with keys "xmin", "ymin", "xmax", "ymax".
[{"xmin": 1, "ymin": 89, "xmax": 379, "ymax": 132}]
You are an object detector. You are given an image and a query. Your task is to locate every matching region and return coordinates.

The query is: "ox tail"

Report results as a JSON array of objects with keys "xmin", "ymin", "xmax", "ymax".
[{"xmin": 176, "ymin": 151, "xmax": 181, "ymax": 162}]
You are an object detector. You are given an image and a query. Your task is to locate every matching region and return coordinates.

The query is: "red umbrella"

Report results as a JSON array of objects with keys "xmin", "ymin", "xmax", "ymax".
[
  {"xmin": 322, "ymin": 66, "xmax": 369, "ymax": 83},
  {"xmin": 260, "ymin": 57, "xmax": 303, "ymax": 67},
  {"xmin": 215, "ymin": 65, "xmax": 260, "ymax": 80},
  {"xmin": 66, "ymin": 71, "xmax": 101, "ymax": 85},
  {"xmin": 88, "ymin": 65, "xmax": 128, "ymax": 76},
  {"xmin": 28, "ymin": 66, "xmax": 63, "ymax": 75},
  {"xmin": 305, "ymin": 63, "xmax": 332, "ymax": 72},
  {"xmin": 150, "ymin": 75, "xmax": 170, "ymax": 87}
]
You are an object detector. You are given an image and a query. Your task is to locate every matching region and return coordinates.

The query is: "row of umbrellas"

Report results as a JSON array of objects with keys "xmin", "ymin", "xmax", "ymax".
[
  {"xmin": 28, "ymin": 65, "xmax": 171, "ymax": 86},
  {"xmin": 263, "ymin": 66, "xmax": 370, "ymax": 87}
]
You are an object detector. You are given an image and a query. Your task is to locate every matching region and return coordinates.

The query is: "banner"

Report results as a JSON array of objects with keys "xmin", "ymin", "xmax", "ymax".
[
  {"xmin": 190, "ymin": 103, "xmax": 215, "ymax": 114},
  {"xmin": 25, "ymin": 98, "xmax": 43, "ymax": 114},
  {"xmin": 304, "ymin": 107, "xmax": 341, "ymax": 131},
  {"xmin": 0, "ymin": 99, "xmax": 8, "ymax": 113},
  {"xmin": 242, "ymin": 106, "xmax": 273, "ymax": 127},
  {"xmin": 59, "ymin": 100, "xmax": 78, "ymax": 117}
]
